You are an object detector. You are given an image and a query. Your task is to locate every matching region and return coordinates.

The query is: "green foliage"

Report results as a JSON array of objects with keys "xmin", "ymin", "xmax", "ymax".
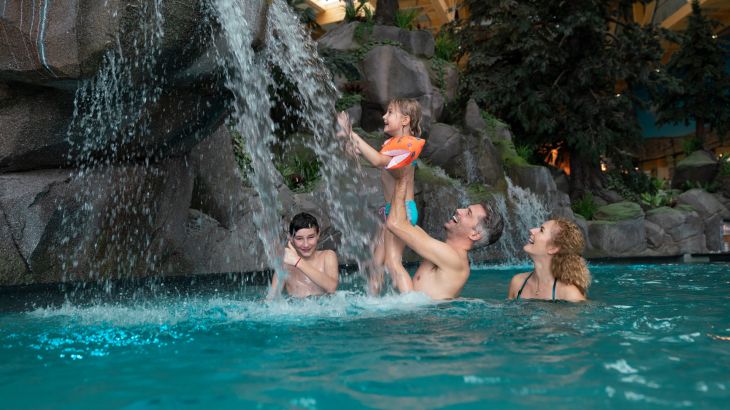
[
  {"xmin": 458, "ymin": 0, "xmax": 666, "ymax": 181},
  {"xmin": 394, "ymin": 8, "xmax": 420, "ymax": 30},
  {"xmin": 230, "ymin": 129, "xmax": 253, "ymax": 185},
  {"xmin": 491, "ymin": 138, "xmax": 527, "ymax": 167},
  {"xmin": 571, "ymin": 192, "xmax": 598, "ymax": 220},
  {"xmin": 344, "ymin": 0, "xmax": 373, "ymax": 23},
  {"xmin": 319, "ymin": 48, "xmax": 361, "ymax": 82},
  {"xmin": 276, "ymin": 153, "xmax": 322, "ymax": 193},
  {"xmin": 355, "ymin": 39, "xmax": 403, "ymax": 59},
  {"xmin": 434, "ymin": 30, "xmax": 459, "ymax": 62},
  {"xmin": 480, "ymin": 110, "xmax": 507, "ymax": 134},
  {"xmin": 654, "ymin": 0, "xmax": 730, "ymax": 142},
  {"xmin": 515, "ymin": 144, "xmax": 537, "ymax": 165},
  {"xmin": 336, "ymin": 93, "xmax": 363, "ymax": 111},
  {"xmin": 719, "ymin": 159, "xmax": 730, "ymax": 176},
  {"xmin": 430, "ymin": 57, "xmax": 448, "ymax": 94},
  {"xmin": 605, "ymin": 169, "xmax": 656, "ymax": 202},
  {"xmin": 353, "ymin": 20, "xmax": 375, "ymax": 44},
  {"xmin": 682, "ymin": 138, "xmax": 704, "ymax": 156},
  {"xmin": 640, "ymin": 178, "xmax": 676, "ymax": 209},
  {"xmin": 682, "ymin": 180, "xmax": 719, "ymax": 193}
]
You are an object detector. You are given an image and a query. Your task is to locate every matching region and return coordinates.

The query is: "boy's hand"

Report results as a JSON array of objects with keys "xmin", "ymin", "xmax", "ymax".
[{"xmin": 283, "ymin": 241, "xmax": 300, "ymax": 266}]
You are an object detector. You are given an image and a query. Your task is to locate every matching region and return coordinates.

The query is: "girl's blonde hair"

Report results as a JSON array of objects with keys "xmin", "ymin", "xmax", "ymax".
[
  {"xmin": 389, "ymin": 98, "xmax": 422, "ymax": 137},
  {"xmin": 550, "ymin": 218, "xmax": 591, "ymax": 295}
]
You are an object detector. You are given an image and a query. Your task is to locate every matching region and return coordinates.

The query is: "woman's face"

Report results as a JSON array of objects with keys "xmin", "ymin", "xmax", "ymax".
[{"xmin": 523, "ymin": 220, "xmax": 560, "ymax": 256}]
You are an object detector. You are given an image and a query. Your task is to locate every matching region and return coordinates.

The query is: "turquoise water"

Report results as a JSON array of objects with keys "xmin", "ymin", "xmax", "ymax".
[{"xmin": 1, "ymin": 263, "xmax": 729, "ymax": 409}]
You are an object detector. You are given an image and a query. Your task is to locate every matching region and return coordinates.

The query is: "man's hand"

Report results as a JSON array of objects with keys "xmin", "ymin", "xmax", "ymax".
[{"xmin": 283, "ymin": 241, "xmax": 300, "ymax": 266}]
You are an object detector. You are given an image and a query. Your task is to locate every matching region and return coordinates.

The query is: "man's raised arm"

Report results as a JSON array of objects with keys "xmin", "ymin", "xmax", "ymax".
[{"xmin": 387, "ymin": 168, "xmax": 462, "ymax": 272}]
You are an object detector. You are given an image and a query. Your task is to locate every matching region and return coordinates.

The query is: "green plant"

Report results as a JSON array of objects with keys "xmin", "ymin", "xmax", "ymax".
[
  {"xmin": 640, "ymin": 189, "xmax": 675, "ymax": 209},
  {"xmin": 682, "ymin": 138, "xmax": 703, "ymax": 156},
  {"xmin": 319, "ymin": 48, "xmax": 361, "ymax": 82},
  {"xmin": 479, "ymin": 110, "xmax": 507, "ymax": 134},
  {"xmin": 719, "ymin": 158, "xmax": 730, "ymax": 176},
  {"xmin": 571, "ymin": 193, "xmax": 598, "ymax": 220},
  {"xmin": 434, "ymin": 31, "xmax": 459, "ymax": 62},
  {"xmin": 276, "ymin": 154, "xmax": 321, "ymax": 193},
  {"xmin": 430, "ymin": 57, "xmax": 447, "ymax": 94},
  {"xmin": 344, "ymin": 0, "xmax": 373, "ymax": 23},
  {"xmin": 336, "ymin": 92, "xmax": 363, "ymax": 111},
  {"xmin": 394, "ymin": 8, "xmax": 420, "ymax": 30},
  {"xmin": 682, "ymin": 180, "xmax": 720, "ymax": 193},
  {"xmin": 515, "ymin": 144, "xmax": 536, "ymax": 165},
  {"xmin": 230, "ymin": 129, "xmax": 253, "ymax": 184}
]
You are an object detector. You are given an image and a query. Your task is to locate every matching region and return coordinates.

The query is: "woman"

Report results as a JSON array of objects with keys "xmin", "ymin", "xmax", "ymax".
[{"xmin": 508, "ymin": 218, "xmax": 591, "ymax": 302}]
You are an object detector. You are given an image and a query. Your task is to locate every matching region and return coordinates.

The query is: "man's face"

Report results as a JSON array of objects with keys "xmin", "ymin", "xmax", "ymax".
[
  {"xmin": 444, "ymin": 204, "xmax": 487, "ymax": 240},
  {"xmin": 290, "ymin": 227, "xmax": 319, "ymax": 258}
]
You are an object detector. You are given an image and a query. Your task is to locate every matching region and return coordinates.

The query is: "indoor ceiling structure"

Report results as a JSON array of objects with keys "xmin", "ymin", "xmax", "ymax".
[
  {"xmin": 304, "ymin": 1, "xmax": 729, "ymax": 35},
  {"xmin": 304, "ymin": 0, "xmax": 462, "ymax": 32}
]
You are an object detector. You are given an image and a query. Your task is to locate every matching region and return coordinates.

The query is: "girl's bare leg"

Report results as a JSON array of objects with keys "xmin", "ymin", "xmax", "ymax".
[
  {"xmin": 384, "ymin": 230, "xmax": 412, "ymax": 293},
  {"xmin": 368, "ymin": 226, "xmax": 386, "ymax": 296}
]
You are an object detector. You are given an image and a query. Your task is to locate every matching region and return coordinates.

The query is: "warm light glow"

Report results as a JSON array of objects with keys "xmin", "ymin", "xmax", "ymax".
[
  {"xmin": 600, "ymin": 162, "xmax": 608, "ymax": 172},
  {"xmin": 712, "ymin": 34, "xmax": 718, "ymax": 39}
]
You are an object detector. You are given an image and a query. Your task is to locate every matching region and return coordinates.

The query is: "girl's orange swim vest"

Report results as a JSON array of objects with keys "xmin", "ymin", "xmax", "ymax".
[{"xmin": 379, "ymin": 135, "xmax": 425, "ymax": 170}]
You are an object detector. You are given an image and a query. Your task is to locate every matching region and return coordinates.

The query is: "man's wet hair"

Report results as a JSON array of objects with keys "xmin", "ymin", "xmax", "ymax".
[
  {"xmin": 473, "ymin": 201, "xmax": 504, "ymax": 249},
  {"xmin": 289, "ymin": 212, "xmax": 320, "ymax": 236}
]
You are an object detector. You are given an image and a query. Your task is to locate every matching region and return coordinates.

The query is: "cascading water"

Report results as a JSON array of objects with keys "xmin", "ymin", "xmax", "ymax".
[
  {"xmin": 211, "ymin": 0, "xmax": 379, "ymax": 292},
  {"xmin": 61, "ymin": 0, "xmax": 166, "ymax": 287},
  {"xmin": 263, "ymin": 0, "xmax": 379, "ymax": 265},
  {"xmin": 480, "ymin": 177, "xmax": 549, "ymax": 265},
  {"xmin": 210, "ymin": 0, "xmax": 288, "ymax": 286}
]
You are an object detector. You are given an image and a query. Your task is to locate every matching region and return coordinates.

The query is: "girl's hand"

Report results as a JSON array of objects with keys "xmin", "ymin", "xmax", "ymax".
[
  {"xmin": 335, "ymin": 111, "xmax": 352, "ymax": 139},
  {"xmin": 283, "ymin": 241, "xmax": 301, "ymax": 266}
]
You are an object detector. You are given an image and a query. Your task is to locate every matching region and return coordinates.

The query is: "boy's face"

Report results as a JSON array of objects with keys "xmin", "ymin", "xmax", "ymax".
[
  {"xmin": 382, "ymin": 103, "xmax": 409, "ymax": 136},
  {"xmin": 290, "ymin": 227, "xmax": 319, "ymax": 258}
]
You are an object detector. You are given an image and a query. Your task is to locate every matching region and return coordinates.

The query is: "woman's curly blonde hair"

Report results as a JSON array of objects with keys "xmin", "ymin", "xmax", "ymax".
[{"xmin": 550, "ymin": 218, "xmax": 591, "ymax": 295}]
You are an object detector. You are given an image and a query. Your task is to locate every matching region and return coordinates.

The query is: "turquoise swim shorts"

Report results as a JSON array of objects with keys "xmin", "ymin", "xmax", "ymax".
[{"xmin": 382, "ymin": 200, "xmax": 418, "ymax": 226}]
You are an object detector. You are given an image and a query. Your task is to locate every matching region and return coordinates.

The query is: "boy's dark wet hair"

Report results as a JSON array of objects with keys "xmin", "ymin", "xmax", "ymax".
[{"xmin": 289, "ymin": 212, "xmax": 319, "ymax": 236}]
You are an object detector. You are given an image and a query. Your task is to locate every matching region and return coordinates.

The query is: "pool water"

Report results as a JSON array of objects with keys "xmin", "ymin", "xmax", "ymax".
[{"xmin": 1, "ymin": 263, "xmax": 729, "ymax": 409}]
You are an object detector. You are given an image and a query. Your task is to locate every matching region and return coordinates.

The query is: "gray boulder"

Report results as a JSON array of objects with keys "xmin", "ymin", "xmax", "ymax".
[
  {"xmin": 508, "ymin": 165, "xmax": 558, "ymax": 199},
  {"xmin": 0, "ymin": 84, "xmax": 74, "ymax": 172},
  {"xmin": 464, "ymin": 99, "xmax": 486, "ymax": 136},
  {"xmin": 317, "ymin": 22, "xmax": 360, "ymax": 51},
  {"xmin": 421, "ymin": 123, "xmax": 463, "ymax": 168},
  {"xmin": 587, "ymin": 218, "xmax": 647, "ymax": 256},
  {"xmin": 676, "ymin": 189, "xmax": 730, "ymax": 220},
  {"xmin": 645, "ymin": 206, "xmax": 705, "ymax": 254},
  {"xmin": 370, "ymin": 25, "xmax": 435, "ymax": 58},
  {"xmin": 359, "ymin": 45, "xmax": 433, "ymax": 132}
]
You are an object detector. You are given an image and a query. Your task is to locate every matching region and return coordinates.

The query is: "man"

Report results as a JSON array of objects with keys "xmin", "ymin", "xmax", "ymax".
[
  {"xmin": 386, "ymin": 167, "xmax": 504, "ymax": 299},
  {"xmin": 269, "ymin": 212, "xmax": 339, "ymax": 298}
]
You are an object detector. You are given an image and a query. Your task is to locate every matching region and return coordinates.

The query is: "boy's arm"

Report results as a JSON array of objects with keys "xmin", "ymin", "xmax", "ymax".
[
  {"xmin": 386, "ymin": 168, "xmax": 462, "ymax": 271},
  {"xmin": 284, "ymin": 243, "xmax": 338, "ymax": 293},
  {"xmin": 267, "ymin": 272, "xmax": 282, "ymax": 300}
]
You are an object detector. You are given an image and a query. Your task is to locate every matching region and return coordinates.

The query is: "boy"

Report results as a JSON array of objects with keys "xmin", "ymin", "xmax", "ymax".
[{"xmin": 269, "ymin": 212, "xmax": 339, "ymax": 298}]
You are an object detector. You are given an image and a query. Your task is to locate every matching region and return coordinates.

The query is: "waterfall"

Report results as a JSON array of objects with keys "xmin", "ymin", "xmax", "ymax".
[
  {"xmin": 263, "ymin": 0, "xmax": 379, "ymax": 265},
  {"xmin": 478, "ymin": 177, "xmax": 549, "ymax": 265},
  {"xmin": 210, "ymin": 0, "xmax": 378, "ymax": 290},
  {"xmin": 61, "ymin": 0, "xmax": 166, "ymax": 284}
]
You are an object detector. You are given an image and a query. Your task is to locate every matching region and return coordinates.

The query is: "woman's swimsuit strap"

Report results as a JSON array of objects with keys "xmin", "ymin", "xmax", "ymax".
[
  {"xmin": 515, "ymin": 271, "xmax": 534, "ymax": 300},
  {"xmin": 516, "ymin": 272, "xmax": 558, "ymax": 302}
]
